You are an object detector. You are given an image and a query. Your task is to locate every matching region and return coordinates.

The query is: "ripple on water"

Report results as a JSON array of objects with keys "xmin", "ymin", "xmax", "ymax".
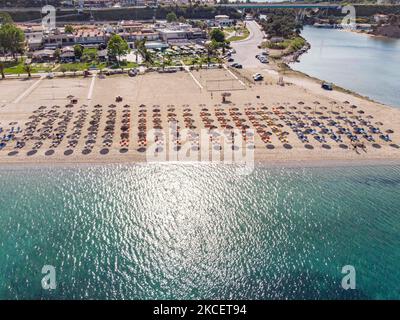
[{"xmin": 0, "ymin": 164, "xmax": 399, "ymax": 299}]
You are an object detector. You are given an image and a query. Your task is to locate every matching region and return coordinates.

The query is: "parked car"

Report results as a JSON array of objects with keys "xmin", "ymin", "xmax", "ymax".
[
  {"xmin": 256, "ymin": 55, "xmax": 268, "ymax": 63},
  {"xmin": 231, "ymin": 63, "xmax": 242, "ymax": 69},
  {"xmin": 227, "ymin": 58, "xmax": 234, "ymax": 62},
  {"xmin": 253, "ymin": 73, "xmax": 264, "ymax": 81},
  {"xmin": 128, "ymin": 69, "xmax": 138, "ymax": 77},
  {"xmin": 321, "ymin": 82, "xmax": 333, "ymax": 90}
]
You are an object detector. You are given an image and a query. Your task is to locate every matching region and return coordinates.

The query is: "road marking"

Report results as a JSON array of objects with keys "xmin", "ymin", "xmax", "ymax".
[
  {"xmin": 13, "ymin": 76, "xmax": 44, "ymax": 104},
  {"xmin": 223, "ymin": 65, "xmax": 246, "ymax": 87},
  {"xmin": 181, "ymin": 60, "xmax": 203, "ymax": 90},
  {"xmin": 87, "ymin": 74, "xmax": 96, "ymax": 100}
]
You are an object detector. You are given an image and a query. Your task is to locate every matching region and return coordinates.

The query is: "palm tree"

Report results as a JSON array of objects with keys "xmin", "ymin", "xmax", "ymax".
[
  {"xmin": 134, "ymin": 39, "xmax": 142, "ymax": 63},
  {"xmin": 205, "ymin": 42, "xmax": 215, "ymax": 66},
  {"xmin": 23, "ymin": 64, "xmax": 32, "ymax": 78},
  {"xmin": 142, "ymin": 50, "xmax": 153, "ymax": 66}
]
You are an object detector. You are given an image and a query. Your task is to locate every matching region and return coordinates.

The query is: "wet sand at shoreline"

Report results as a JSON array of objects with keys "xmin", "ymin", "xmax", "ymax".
[{"xmin": 0, "ymin": 69, "xmax": 399, "ymax": 166}]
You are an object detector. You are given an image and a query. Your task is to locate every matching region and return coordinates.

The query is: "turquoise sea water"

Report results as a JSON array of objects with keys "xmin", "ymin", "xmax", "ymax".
[{"xmin": 0, "ymin": 164, "xmax": 399, "ymax": 300}]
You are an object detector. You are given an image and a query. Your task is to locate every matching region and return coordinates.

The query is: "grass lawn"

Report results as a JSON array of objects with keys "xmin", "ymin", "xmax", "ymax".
[
  {"xmin": 183, "ymin": 55, "xmax": 220, "ymax": 65},
  {"xmin": 226, "ymin": 27, "xmax": 250, "ymax": 42},
  {"xmin": 55, "ymin": 60, "xmax": 139, "ymax": 72},
  {"xmin": 265, "ymin": 37, "xmax": 306, "ymax": 53},
  {"xmin": 3, "ymin": 59, "xmax": 53, "ymax": 74},
  {"xmin": 55, "ymin": 62, "xmax": 106, "ymax": 72}
]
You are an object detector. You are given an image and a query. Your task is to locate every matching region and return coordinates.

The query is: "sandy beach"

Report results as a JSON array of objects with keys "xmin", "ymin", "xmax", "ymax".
[{"xmin": 0, "ymin": 68, "xmax": 399, "ymax": 166}]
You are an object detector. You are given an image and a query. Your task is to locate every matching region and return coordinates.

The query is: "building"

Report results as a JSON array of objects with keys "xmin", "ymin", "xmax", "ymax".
[
  {"xmin": 157, "ymin": 29, "xmax": 188, "ymax": 42},
  {"xmin": 73, "ymin": 28, "xmax": 108, "ymax": 46},
  {"xmin": 30, "ymin": 49, "xmax": 55, "ymax": 62},
  {"xmin": 60, "ymin": 46, "xmax": 75, "ymax": 62},
  {"xmin": 214, "ymin": 15, "xmax": 234, "ymax": 27},
  {"xmin": 374, "ymin": 14, "xmax": 389, "ymax": 24}
]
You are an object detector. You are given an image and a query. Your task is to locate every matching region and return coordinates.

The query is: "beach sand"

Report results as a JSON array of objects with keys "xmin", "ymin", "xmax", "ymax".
[{"xmin": 0, "ymin": 68, "xmax": 399, "ymax": 166}]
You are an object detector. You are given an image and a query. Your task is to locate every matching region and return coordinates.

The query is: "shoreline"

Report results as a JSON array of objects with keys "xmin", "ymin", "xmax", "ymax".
[
  {"xmin": 1, "ymin": 157, "xmax": 400, "ymax": 170},
  {"xmin": 281, "ymin": 28, "xmax": 399, "ymax": 109}
]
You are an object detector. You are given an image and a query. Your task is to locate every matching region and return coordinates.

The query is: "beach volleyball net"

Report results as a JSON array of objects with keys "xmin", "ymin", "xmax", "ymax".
[{"xmin": 205, "ymin": 79, "xmax": 246, "ymax": 92}]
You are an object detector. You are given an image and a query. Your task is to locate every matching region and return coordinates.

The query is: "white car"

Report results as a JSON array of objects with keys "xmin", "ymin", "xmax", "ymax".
[{"xmin": 253, "ymin": 73, "xmax": 264, "ymax": 81}]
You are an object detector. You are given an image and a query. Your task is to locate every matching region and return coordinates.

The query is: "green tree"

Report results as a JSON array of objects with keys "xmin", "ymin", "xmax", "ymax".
[
  {"xmin": 107, "ymin": 34, "xmax": 129, "ymax": 66},
  {"xmin": 64, "ymin": 25, "xmax": 74, "ymax": 34},
  {"xmin": 134, "ymin": 39, "xmax": 142, "ymax": 63},
  {"xmin": 205, "ymin": 40, "xmax": 218, "ymax": 66},
  {"xmin": 260, "ymin": 12, "xmax": 302, "ymax": 39},
  {"xmin": 166, "ymin": 12, "xmax": 178, "ymax": 23},
  {"xmin": 0, "ymin": 24, "xmax": 25, "ymax": 60},
  {"xmin": 74, "ymin": 44, "xmax": 83, "ymax": 60},
  {"xmin": 210, "ymin": 28, "xmax": 225, "ymax": 43},
  {"xmin": 135, "ymin": 37, "xmax": 153, "ymax": 66}
]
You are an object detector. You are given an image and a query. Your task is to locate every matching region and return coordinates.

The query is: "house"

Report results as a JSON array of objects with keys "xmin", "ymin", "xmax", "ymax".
[
  {"xmin": 30, "ymin": 49, "xmax": 55, "ymax": 62},
  {"xmin": 60, "ymin": 46, "xmax": 75, "ymax": 62},
  {"xmin": 215, "ymin": 15, "xmax": 234, "ymax": 27},
  {"xmin": 158, "ymin": 29, "xmax": 187, "ymax": 42},
  {"xmin": 73, "ymin": 28, "xmax": 108, "ymax": 45},
  {"xmin": 27, "ymin": 35, "xmax": 44, "ymax": 51},
  {"xmin": 44, "ymin": 30, "xmax": 75, "ymax": 48}
]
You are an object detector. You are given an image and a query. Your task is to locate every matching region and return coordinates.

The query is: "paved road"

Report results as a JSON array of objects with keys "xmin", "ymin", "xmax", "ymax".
[{"xmin": 230, "ymin": 20, "xmax": 265, "ymax": 69}]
